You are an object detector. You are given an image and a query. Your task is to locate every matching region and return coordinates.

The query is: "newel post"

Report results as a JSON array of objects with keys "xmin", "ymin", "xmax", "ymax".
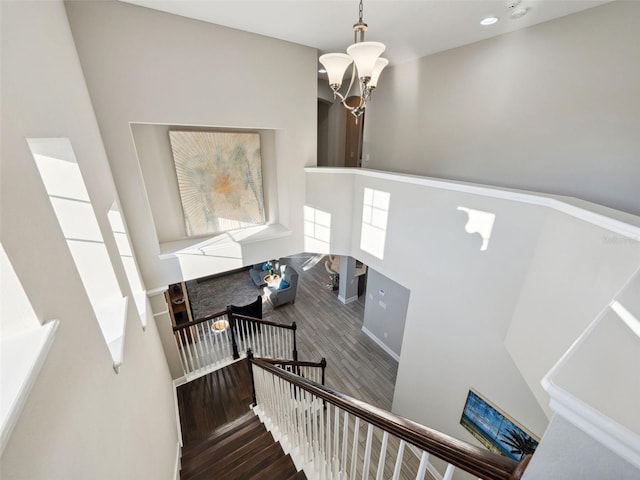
[
  {"xmin": 247, "ymin": 349, "xmax": 257, "ymax": 406},
  {"xmin": 320, "ymin": 357, "xmax": 327, "ymax": 386},
  {"xmin": 292, "ymin": 321, "xmax": 298, "ymax": 361},
  {"xmin": 509, "ymin": 454, "xmax": 532, "ymax": 480},
  {"xmin": 228, "ymin": 306, "xmax": 240, "ymax": 360}
]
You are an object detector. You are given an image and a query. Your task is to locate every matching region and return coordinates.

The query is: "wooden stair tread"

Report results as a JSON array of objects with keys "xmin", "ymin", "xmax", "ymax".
[
  {"xmin": 199, "ymin": 430, "xmax": 273, "ymax": 475},
  {"xmin": 180, "ymin": 410, "xmax": 305, "ymax": 480},
  {"xmin": 182, "ymin": 410, "xmax": 258, "ymax": 451},
  {"xmin": 287, "ymin": 471, "xmax": 308, "ymax": 480},
  {"xmin": 222, "ymin": 441, "xmax": 286, "ymax": 480},
  {"xmin": 245, "ymin": 452, "xmax": 297, "ymax": 480},
  {"xmin": 181, "ymin": 415, "xmax": 263, "ymax": 460},
  {"xmin": 182, "ymin": 429, "xmax": 273, "ymax": 480}
]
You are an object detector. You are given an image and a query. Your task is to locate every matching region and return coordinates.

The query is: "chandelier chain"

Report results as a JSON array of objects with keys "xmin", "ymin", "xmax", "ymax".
[{"xmin": 359, "ymin": 0, "xmax": 364, "ymax": 24}]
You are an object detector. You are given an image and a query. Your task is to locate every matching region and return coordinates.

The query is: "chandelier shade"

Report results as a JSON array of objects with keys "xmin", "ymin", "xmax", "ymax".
[
  {"xmin": 369, "ymin": 57, "xmax": 389, "ymax": 88},
  {"xmin": 346, "ymin": 41, "xmax": 386, "ymax": 80},
  {"xmin": 319, "ymin": 53, "xmax": 354, "ymax": 88}
]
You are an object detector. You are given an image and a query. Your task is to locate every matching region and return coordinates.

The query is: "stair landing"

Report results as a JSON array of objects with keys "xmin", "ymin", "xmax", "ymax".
[{"xmin": 177, "ymin": 360, "xmax": 306, "ymax": 480}]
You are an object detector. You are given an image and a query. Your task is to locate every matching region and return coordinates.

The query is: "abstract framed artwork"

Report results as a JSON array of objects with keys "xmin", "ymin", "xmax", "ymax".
[
  {"xmin": 169, "ymin": 130, "xmax": 265, "ymax": 236},
  {"xmin": 460, "ymin": 389, "xmax": 539, "ymax": 461}
]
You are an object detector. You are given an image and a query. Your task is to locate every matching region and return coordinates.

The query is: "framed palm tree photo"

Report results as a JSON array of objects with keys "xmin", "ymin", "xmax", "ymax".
[{"xmin": 460, "ymin": 388, "xmax": 539, "ymax": 461}]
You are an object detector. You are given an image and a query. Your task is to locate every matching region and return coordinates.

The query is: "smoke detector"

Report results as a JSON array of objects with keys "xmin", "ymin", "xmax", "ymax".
[
  {"xmin": 510, "ymin": 7, "xmax": 530, "ymax": 19},
  {"xmin": 505, "ymin": 0, "xmax": 522, "ymax": 8}
]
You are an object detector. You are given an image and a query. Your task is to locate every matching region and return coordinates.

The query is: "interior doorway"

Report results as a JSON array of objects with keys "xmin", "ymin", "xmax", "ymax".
[
  {"xmin": 344, "ymin": 96, "xmax": 364, "ymax": 167},
  {"xmin": 317, "ymin": 99, "xmax": 330, "ymax": 166}
]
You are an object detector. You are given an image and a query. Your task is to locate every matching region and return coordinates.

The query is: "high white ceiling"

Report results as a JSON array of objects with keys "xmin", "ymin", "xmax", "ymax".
[{"xmin": 122, "ymin": 0, "xmax": 609, "ymax": 66}]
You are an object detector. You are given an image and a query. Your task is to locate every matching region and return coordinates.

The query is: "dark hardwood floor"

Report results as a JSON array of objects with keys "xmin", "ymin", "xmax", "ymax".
[
  {"xmin": 177, "ymin": 359, "xmax": 253, "ymax": 446},
  {"xmin": 269, "ymin": 253, "xmax": 398, "ymax": 410},
  {"xmin": 177, "ymin": 252, "xmax": 400, "ymax": 478},
  {"xmin": 179, "ymin": 409, "xmax": 305, "ymax": 480}
]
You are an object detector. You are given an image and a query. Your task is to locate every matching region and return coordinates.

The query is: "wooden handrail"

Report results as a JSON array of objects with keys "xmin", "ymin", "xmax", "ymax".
[
  {"xmin": 231, "ymin": 313, "xmax": 297, "ymax": 330},
  {"xmin": 260, "ymin": 357, "xmax": 326, "ymax": 369},
  {"xmin": 172, "ymin": 311, "xmax": 296, "ymax": 332},
  {"xmin": 172, "ymin": 308, "xmax": 228, "ymax": 331},
  {"xmin": 261, "ymin": 357, "xmax": 327, "ymax": 386},
  {"xmin": 250, "ymin": 358, "xmax": 524, "ymax": 480}
]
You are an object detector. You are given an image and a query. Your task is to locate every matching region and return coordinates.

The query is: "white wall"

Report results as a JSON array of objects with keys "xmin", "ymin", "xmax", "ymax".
[
  {"xmin": 318, "ymin": 80, "xmax": 348, "ymax": 168},
  {"xmin": 0, "ymin": 2, "xmax": 178, "ymax": 478},
  {"xmin": 306, "ymin": 168, "xmax": 640, "ymax": 477},
  {"xmin": 523, "ymin": 416, "xmax": 639, "ymax": 480},
  {"xmin": 64, "ymin": 0, "xmax": 317, "ymax": 289},
  {"xmin": 304, "ymin": 172, "xmax": 355, "ymax": 255},
  {"xmin": 363, "ymin": 268, "xmax": 410, "ymax": 358},
  {"xmin": 363, "ymin": 2, "xmax": 640, "ymax": 216},
  {"xmin": 306, "ymin": 169, "xmax": 551, "ymax": 462},
  {"xmin": 505, "ymin": 209, "xmax": 640, "ymax": 416}
]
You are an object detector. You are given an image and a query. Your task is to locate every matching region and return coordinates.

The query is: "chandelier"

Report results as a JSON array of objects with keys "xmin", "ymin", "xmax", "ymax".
[{"xmin": 319, "ymin": 0, "xmax": 388, "ymax": 118}]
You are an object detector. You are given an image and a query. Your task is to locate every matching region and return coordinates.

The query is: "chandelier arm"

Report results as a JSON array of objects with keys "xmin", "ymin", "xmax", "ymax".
[
  {"xmin": 344, "ymin": 63, "xmax": 357, "ymax": 99},
  {"xmin": 330, "ymin": 62, "xmax": 358, "ymax": 107},
  {"xmin": 331, "ymin": 89, "xmax": 357, "ymax": 114}
]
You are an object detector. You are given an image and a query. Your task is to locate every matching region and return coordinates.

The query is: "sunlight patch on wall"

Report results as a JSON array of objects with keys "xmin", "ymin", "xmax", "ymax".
[
  {"xmin": 304, "ymin": 205, "xmax": 331, "ymax": 254},
  {"xmin": 0, "ymin": 245, "xmax": 41, "ymax": 337},
  {"xmin": 28, "ymin": 138, "xmax": 126, "ymax": 368},
  {"xmin": 360, "ymin": 188, "xmax": 390, "ymax": 260},
  {"xmin": 108, "ymin": 203, "xmax": 147, "ymax": 328},
  {"xmin": 457, "ymin": 206, "xmax": 496, "ymax": 252}
]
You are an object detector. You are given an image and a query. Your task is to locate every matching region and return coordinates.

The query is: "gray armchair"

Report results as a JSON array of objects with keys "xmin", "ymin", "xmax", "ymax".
[{"xmin": 264, "ymin": 265, "xmax": 298, "ymax": 308}]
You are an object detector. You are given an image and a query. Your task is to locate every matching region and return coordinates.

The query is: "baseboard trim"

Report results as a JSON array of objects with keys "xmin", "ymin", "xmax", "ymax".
[
  {"xmin": 361, "ymin": 327, "xmax": 400, "ymax": 362},
  {"xmin": 174, "ymin": 440, "xmax": 181, "ymax": 480},
  {"xmin": 173, "ymin": 376, "xmax": 187, "ymax": 387},
  {"xmin": 172, "ymin": 379, "xmax": 184, "ymax": 454},
  {"xmin": 338, "ymin": 294, "xmax": 359, "ymax": 304}
]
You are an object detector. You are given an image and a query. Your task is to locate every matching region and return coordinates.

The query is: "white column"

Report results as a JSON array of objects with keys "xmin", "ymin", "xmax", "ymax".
[{"xmin": 338, "ymin": 255, "xmax": 358, "ymax": 304}]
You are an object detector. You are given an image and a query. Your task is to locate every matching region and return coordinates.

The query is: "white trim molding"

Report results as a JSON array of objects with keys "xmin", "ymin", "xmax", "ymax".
[
  {"xmin": 544, "ymin": 381, "xmax": 640, "ymax": 470},
  {"xmin": 158, "ymin": 223, "xmax": 292, "ymax": 259},
  {"xmin": 542, "ymin": 269, "xmax": 640, "ymax": 470},
  {"xmin": 1, "ymin": 320, "xmax": 59, "ymax": 454},
  {"xmin": 362, "ymin": 326, "xmax": 400, "ymax": 362},
  {"xmin": 338, "ymin": 294, "xmax": 359, "ymax": 305},
  {"xmin": 305, "ymin": 167, "xmax": 640, "ymax": 240}
]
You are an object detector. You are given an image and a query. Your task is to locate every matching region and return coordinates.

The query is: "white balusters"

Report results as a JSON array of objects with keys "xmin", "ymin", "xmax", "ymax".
[
  {"xmin": 391, "ymin": 440, "xmax": 405, "ymax": 480},
  {"xmin": 350, "ymin": 417, "xmax": 360, "ymax": 480},
  {"xmin": 416, "ymin": 450, "xmax": 430, "ymax": 479},
  {"xmin": 443, "ymin": 463, "xmax": 456, "ymax": 480},
  {"xmin": 376, "ymin": 431, "xmax": 389, "ymax": 480},
  {"xmin": 362, "ymin": 423, "xmax": 374, "ymax": 479},
  {"xmin": 333, "ymin": 405, "xmax": 341, "ymax": 477},
  {"xmin": 325, "ymin": 404, "xmax": 333, "ymax": 479},
  {"xmin": 341, "ymin": 411, "xmax": 350, "ymax": 479},
  {"xmin": 251, "ymin": 362, "xmax": 507, "ymax": 480},
  {"xmin": 174, "ymin": 315, "xmax": 298, "ymax": 377},
  {"xmin": 318, "ymin": 396, "xmax": 326, "ymax": 480}
]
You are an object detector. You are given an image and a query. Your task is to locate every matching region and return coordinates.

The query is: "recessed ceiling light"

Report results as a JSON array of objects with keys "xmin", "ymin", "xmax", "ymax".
[
  {"xmin": 318, "ymin": 68, "xmax": 327, "ymax": 74},
  {"xmin": 480, "ymin": 16, "xmax": 499, "ymax": 26}
]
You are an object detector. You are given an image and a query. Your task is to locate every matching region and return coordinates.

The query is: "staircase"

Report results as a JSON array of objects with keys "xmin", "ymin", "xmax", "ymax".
[
  {"xmin": 180, "ymin": 411, "xmax": 306, "ymax": 480},
  {"xmin": 174, "ymin": 312, "xmax": 528, "ymax": 480}
]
